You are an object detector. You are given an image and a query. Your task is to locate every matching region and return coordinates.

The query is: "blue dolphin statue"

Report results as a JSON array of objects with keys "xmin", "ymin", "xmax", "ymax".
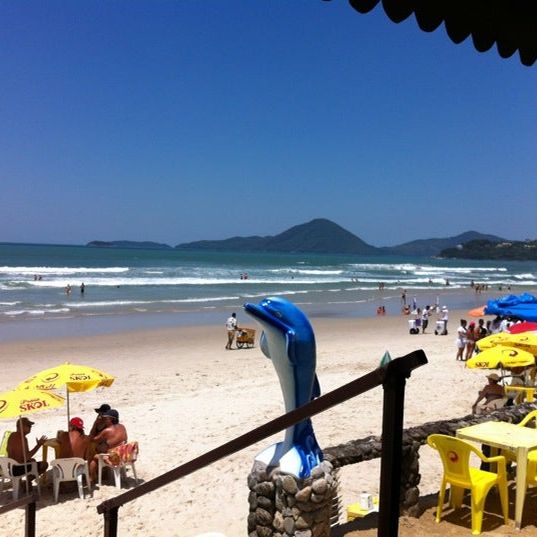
[{"xmin": 244, "ymin": 296, "xmax": 323, "ymax": 478}]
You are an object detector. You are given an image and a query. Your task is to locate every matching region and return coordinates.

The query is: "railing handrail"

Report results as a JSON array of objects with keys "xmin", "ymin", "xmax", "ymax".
[
  {"xmin": 0, "ymin": 494, "xmax": 36, "ymax": 515},
  {"xmin": 97, "ymin": 350, "xmax": 426, "ymax": 516},
  {"xmin": 0, "ymin": 493, "xmax": 37, "ymax": 537}
]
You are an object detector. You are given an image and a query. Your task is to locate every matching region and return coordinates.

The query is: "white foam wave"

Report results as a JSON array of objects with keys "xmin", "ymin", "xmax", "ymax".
[
  {"xmin": 270, "ymin": 269, "xmax": 343, "ymax": 275},
  {"xmin": 0, "ymin": 266, "xmax": 129, "ymax": 275},
  {"xmin": 67, "ymin": 296, "xmax": 241, "ymax": 308},
  {"xmin": 22, "ymin": 277, "xmax": 349, "ymax": 287},
  {"xmin": 3, "ymin": 307, "xmax": 71, "ymax": 316},
  {"xmin": 0, "ymin": 301, "xmax": 20, "ymax": 306}
]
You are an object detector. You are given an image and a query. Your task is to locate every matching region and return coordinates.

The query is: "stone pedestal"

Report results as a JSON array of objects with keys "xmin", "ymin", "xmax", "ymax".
[{"xmin": 247, "ymin": 460, "xmax": 337, "ymax": 537}]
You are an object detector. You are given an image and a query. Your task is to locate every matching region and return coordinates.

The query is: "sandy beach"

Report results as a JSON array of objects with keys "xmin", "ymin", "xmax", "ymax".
[{"xmin": 1, "ymin": 309, "xmax": 536, "ymax": 536}]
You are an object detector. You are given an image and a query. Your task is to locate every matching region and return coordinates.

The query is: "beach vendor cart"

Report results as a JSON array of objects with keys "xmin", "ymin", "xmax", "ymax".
[{"xmin": 236, "ymin": 328, "xmax": 256, "ymax": 348}]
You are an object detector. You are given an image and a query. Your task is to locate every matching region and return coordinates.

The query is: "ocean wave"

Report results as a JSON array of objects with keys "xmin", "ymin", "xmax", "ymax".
[
  {"xmin": 67, "ymin": 296, "xmax": 241, "ymax": 308},
  {"xmin": 0, "ymin": 301, "xmax": 20, "ymax": 306},
  {"xmin": 21, "ymin": 277, "xmax": 348, "ymax": 287},
  {"xmin": 269, "ymin": 268, "xmax": 344, "ymax": 275},
  {"xmin": 0, "ymin": 266, "xmax": 129, "ymax": 275}
]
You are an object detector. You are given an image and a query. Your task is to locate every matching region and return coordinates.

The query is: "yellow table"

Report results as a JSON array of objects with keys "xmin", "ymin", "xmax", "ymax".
[
  {"xmin": 457, "ymin": 420, "xmax": 537, "ymax": 529},
  {"xmin": 41, "ymin": 438, "xmax": 61, "ymax": 462},
  {"xmin": 504, "ymin": 385, "xmax": 536, "ymax": 403}
]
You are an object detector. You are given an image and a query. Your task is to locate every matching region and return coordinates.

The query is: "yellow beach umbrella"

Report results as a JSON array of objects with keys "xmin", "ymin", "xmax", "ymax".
[
  {"xmin": 476, "ymin": 332, "xmax": 513, "ymax": 351},
  {"xmin": 0, "ymin": 388, "xmax": 65, "ymax": 494},
  {"xmin": 507, "ymin": 333, "xmax": 537, "ymax": 355},
  {"xmin": 0, "ymin": 388, "xmax": 65, "ymax": 419},
  {"xmin": 17, "ymin": 362, "xmax": 114, "ymax": 426},
  {"xmin": 466, "ymin": 346, "xmax": 535, "ymax": 370}
]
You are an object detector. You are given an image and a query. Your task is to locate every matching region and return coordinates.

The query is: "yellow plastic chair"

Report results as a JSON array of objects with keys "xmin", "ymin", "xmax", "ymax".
[
  {"xmin": 0, "ymin": 431, "xmax": 11, "ymax": 456},
  {"xmin": 427, "ymin": 434, "xmax": 508, "ymax": 535}
]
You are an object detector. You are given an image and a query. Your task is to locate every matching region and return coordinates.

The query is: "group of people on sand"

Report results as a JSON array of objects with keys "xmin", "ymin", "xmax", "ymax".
[{"xmin": 6, "ymin": 403, "xmax": 128, "ymax": 485}]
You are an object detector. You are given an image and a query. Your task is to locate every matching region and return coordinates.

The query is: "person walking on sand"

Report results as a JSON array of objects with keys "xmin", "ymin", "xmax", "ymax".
[
  {"xmin": 421, "ymin": 305, "xmax": 431, "ymax": 334},
  {"xmin": 225, "ymin": 312, "xmax": 239, "ymax": 350}
]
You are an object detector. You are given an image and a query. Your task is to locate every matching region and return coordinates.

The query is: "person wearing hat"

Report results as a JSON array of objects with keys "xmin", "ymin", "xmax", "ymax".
[
  {"xmin": 472, "ymin": 373, "xmax": 506, "ymax": 415},
  {"xmin": 89, "ymin": 403, "xmax": 112, "ymax": 437},
  {"xmin": 6, "ymin": 417, "xmax": 48, "ymax": 476},
  {"xmin": 57, "ymin": 416, "xmax": 90, "ymax": 459},
  {"xmin": 88, "ymin": 408, "xmax": 128, "ymax": 483}
]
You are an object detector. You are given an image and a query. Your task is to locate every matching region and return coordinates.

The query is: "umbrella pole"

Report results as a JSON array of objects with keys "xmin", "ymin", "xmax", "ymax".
[
  {"xmin": 18, "ymin": 415, "xmax": 31, "ymax": 496},
  {"xmin": 66, "ymin": 388, "xmax": 71, "ymax": 430}
]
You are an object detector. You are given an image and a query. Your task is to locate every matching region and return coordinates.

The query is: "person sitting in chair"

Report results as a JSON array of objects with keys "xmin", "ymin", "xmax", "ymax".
[
  {"xmin": 472, "ymin": 373, "xmax": 505, "ymax": 415},
  {"xmin": 88, "ymin": 409, "xmax": 127, "ymax": 483},
  {"xmin": 7, "ymin": 417, "xmax": 48, "ymax": 476},
  {"xmin": 57, "ymin": 417, "xmax": 90, "ymax": 459}
]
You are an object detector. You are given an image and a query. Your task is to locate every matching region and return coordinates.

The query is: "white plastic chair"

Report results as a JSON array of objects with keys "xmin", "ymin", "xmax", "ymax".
[
  {"xmin": 50, "ymin": 457, "xmax": 91, "ymax": 502},
  {"xmin": 0, "ymin": 457, "xmax": 41, "ymax": 500},
  {"xmin": 97, "ymin": 441, "xmax": 139, "ymax": 488}
]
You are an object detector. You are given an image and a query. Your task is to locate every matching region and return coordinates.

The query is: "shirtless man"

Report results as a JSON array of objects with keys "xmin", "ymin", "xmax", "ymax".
[
  {"xmin": 58, "ymin": 416, "xmax": 91, "ymax": 459},
  {"xmin": 472, "ymin": 373, "xmax": 505, "ymax": 415},
  {"xmin": 7, "ymin": 417, "xmax": 48, "ymax": 476},
  {"xmin": 88, "ymin": 409, "xmax": 127, "ymax": 482},
  {"xmin": 89, "ymin": 403, "xmax": 111, "ymax": 437}
]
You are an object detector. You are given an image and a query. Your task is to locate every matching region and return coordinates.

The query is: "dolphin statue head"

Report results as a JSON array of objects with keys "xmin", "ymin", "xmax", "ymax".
[{"xmin": 244, "ymin": 296, "xmax": 322, "ymax": 478}]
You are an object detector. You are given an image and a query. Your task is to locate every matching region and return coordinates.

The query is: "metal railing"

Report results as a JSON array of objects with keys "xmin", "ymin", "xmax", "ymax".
[
  {"xmin": 96, "ymin": 349, "xmax": 427, "ymax": 537},
  {"xmin": 0, "ymin": 494, "xmax": 37, "ymax": 537}
]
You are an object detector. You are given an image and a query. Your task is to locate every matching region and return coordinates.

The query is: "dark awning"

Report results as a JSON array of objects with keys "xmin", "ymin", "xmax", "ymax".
[{"xmin": 344, "ymin": 0, "xmax": 537, "ymax": 66}]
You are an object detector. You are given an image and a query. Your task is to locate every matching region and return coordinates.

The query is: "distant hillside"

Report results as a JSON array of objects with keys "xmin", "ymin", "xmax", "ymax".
[
  {"xmin": 385, "ymin": 231, "xmax": 505, "ymax": 257},
  {"xmin": 86, "ymin": 222, "xmax": 512, "ymax": 257},
  {"xmin": 176, "ymin": 218, "xmax": 378, "ymax": 255},
  {"xmin": 440, "ymin": 239, "xmax": 537, "ymax": 260},
  {"xmin": 87, "ymin": 240, "xmax": 172, "ymax": 250}
]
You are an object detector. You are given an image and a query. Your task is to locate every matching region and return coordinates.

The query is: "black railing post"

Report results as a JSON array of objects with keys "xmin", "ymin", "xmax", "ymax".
[
  {"xmin": 104, "ymin": 507, "xmax": 119, "ymax": 537},
  {"xmin": 25, "ymin": 497, "xmax": 36, "ymax": 537},
  {"xmin": 377, "ymin": 353, "xmax": 424, "ymax": 537}
]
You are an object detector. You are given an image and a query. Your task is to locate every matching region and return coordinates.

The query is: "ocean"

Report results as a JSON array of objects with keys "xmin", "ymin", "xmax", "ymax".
[{"xmin": 1, "ymin": 243, "xmax": 537, "ymax": 341}]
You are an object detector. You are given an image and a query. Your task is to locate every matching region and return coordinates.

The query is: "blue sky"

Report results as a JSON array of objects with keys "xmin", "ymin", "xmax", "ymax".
[{"xmin": 1, "ymin": 1, "xmax": 536, "ymax": 247}]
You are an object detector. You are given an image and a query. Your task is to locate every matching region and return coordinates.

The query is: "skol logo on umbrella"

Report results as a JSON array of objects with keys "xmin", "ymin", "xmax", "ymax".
[
  {"xmin": 19, "ymin": 398, "xmax": 49, "ymax": 412},
  {"xmin": 69, "ymin": 374, "xmax": 91, "ymax": 381},
  {"xmin": 0, "ymin": 400, "xmax": 7, "ymax": 414}
]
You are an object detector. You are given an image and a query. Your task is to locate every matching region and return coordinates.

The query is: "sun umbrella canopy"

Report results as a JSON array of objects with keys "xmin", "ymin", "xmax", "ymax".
[
  {"xmin": 507, "ymin": 333, "xmax": 537, "ymax": 355},
  {"xmin": 0, "ymin": 388, "xmax": 65, "ymax": 419},
  {"xmin": 509, "ymin": 322, "xmax": 537, "ymax": 335},
  {"xmin": 484, "ymin": 293, "xmax": 537, "ymax": 322},
  {"xmin": 17, "ymin": 363, "xmax": 114, "ymax": 393},
  {"xmin": 476, "ymin": 333, "xmax": 513, "ymax": 351},
  {"xmin": 468, "ymin": 306, "xmax": 486, "ymax": 317},
  {"xmin": 466, "ymin": 347, "xmax": 535, "ymax": 370}
]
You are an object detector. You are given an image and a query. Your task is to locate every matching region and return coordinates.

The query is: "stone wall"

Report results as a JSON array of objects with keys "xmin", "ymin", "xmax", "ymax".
[
  {"xmin": 323, "ymin": 403, "xmax": 537, "ymax": 516},
  {"xmin": 247, "ymin": 460, "xmax": 338, "ymax": 537}
]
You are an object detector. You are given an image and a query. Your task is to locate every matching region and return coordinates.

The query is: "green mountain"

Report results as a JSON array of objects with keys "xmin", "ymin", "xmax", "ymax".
[
  {"xmin": 176, "ymin": 218, "xmax": 378, "ymax": 255},
  {"xmin": 440, "ymin": 239, "xmax": 537, "ymax": 260},
  {"xmin": 384, "ymin": 231, "xmax": 505, "ymax": 257},
  {"xmin": 87, "ymin": 240, "xmax": 172, "ymax": 250}
]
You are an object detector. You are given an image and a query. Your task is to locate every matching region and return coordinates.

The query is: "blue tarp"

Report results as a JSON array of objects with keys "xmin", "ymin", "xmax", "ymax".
[{"xmin": 484, "ymin": 293, "xmax": 537, "ymax": 322}]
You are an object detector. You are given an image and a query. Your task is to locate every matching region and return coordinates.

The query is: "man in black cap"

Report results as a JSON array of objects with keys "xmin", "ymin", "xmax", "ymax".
[
  {"xmin": 7, "ymin": 417, "xmax": 48, "ymax": 476},
  {"xmin": 89, "ymin": 403, "xmax": 111, "ymax": 437},
  {"xmin": 89, "ymin": 408, "xmax": 128, "ymax": 483}
]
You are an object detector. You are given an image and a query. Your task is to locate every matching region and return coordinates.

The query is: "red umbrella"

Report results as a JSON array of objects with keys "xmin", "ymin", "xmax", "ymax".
[{"xmin": 508, "ymin": 322, "xmax": 537, "ymax": 334}]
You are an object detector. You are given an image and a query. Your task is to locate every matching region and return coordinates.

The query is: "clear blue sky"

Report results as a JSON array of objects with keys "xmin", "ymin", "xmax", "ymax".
[{"xmin": 1, "ymin": 1, "xmax": 536, "ymax": 247}]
